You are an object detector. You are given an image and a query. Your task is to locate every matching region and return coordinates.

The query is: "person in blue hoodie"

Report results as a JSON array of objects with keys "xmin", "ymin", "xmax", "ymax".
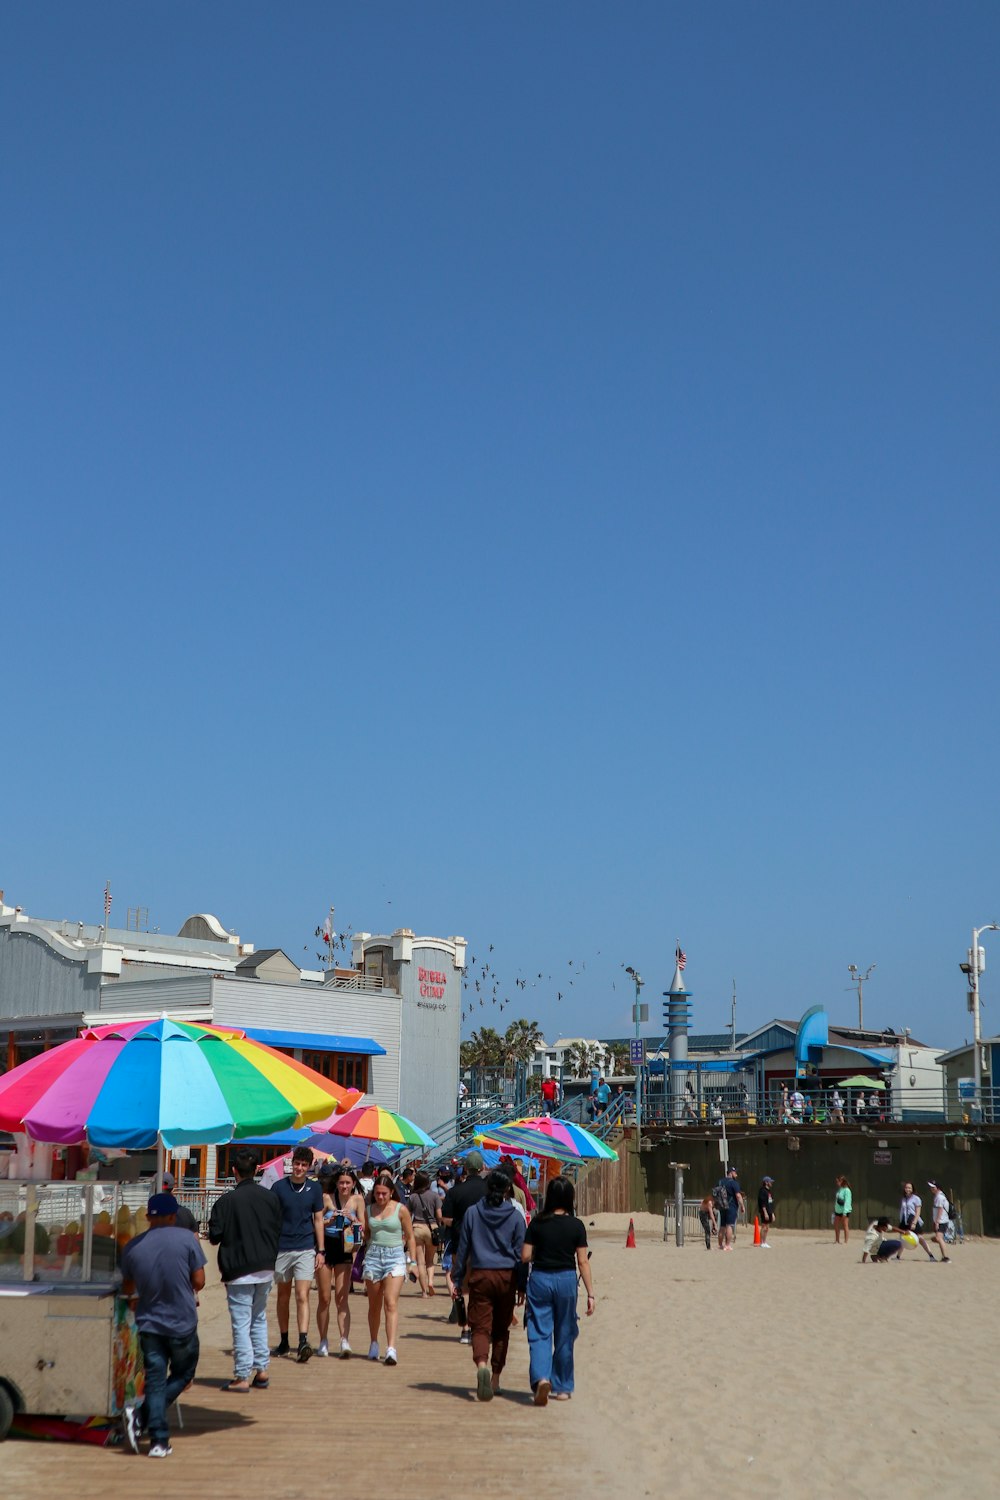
[{"xmin": 451, "ymin": 1167, "xmax": 526, "ymax": 1402}]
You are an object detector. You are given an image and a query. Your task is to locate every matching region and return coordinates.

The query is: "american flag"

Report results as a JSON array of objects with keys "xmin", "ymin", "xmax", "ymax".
[
  {"xmin": 104, "ymin": 883, "xmax": 112, "ymax": 920},
  {"xmin": 675, "ymin": 943, "xmax": 686, "ymax": 972}
]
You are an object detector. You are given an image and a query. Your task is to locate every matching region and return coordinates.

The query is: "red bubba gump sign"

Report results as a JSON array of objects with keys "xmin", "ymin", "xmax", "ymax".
[{"xmin": 419, "ymin": 966, "xmax": 447, "ymax": 999}]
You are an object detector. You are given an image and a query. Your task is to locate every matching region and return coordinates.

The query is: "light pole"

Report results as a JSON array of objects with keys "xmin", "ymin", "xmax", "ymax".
[
  {"xmin": 960, "ymin": 923, "xmax": 999, "ymax": 1120},
  {"xmin": 625, "ymin": 967, "xmax": 644, "ymax": 1132},
  {"xmin": 847, "ymin": 963, "xmax": 876, "ymax": 1030}
]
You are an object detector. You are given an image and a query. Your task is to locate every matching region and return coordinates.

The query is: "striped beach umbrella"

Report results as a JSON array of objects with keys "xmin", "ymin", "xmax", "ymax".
[
  {"xmin": 0, "ymin": 1017, "xmax": 362, "ymax": 1150},
  {"xmin": 314, "ymin": 1103, "xmax": 436, "ymax": 1149},
  {"xmin": 478, "ymin": 1116, "xmax": 619, "ymax": 1164}
]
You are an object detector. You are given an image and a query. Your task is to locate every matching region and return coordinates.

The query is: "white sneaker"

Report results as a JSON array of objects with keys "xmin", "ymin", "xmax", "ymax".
[
  {"xmin": 761, "ymin": 1242, "xmax": 772, "ymax": 1249},
  {"xmin": 340, "ymin": 1339, "xmax": 352, "ymax": 1358},
  {"xmin": 148, "ymin": 1443, "xmax": 173, "ymax": 1459},
  {"xmin": 367, "ymin": 1340, "xmax": 380, "ymax": 1361},
  {"xmin": 384, "ymin": 1347, "xmax": 397, "ymax": 1366},
  {"xmin": 316, "ymin": 1340, "xmax": 330, "ymax": 1357}
]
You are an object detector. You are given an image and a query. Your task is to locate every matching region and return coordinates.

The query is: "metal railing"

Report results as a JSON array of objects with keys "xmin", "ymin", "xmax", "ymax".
[{"xmin": 641, "ymin": 1085, "xmax": 1000, "ymax": 1127}]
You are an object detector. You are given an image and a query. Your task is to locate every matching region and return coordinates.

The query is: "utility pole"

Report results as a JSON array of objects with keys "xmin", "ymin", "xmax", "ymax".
[
  {"xmin": 847, "ymin": 963, "xmax": 876, "ymax": 1030},
  {"xmin": 961, "ymin": 924, "xmax": 999, "ymax": 1121},
  {"xmin": 625, "ymin": 967, "xmax": 645, "ymax": 1132}
]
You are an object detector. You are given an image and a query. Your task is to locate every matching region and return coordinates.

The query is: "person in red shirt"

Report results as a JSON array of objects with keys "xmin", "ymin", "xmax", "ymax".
[{"xmin": 540, "ymin": 1077, "xmax": 558, "ymax": 1115}]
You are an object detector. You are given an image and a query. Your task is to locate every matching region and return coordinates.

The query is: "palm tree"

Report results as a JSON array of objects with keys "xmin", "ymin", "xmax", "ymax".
[
  {"xmin": 564, "ymin": 1041, "xmax": 601, "ymax": 1079},
  {"xmin": 503, "ymin": 1018, "xmax": 544, "ymax": 1069},
  {"xmin": 461, "ymin": 1027, "xmax": 505, "ymax": 1072}
]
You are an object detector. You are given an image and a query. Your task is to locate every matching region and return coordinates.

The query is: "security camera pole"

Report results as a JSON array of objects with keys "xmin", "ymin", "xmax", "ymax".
[
  {"xmin": 625, "ymin": 967, "xmax": 645, "ymax": 1131},
  {"xmin": 962, "ymin": 924, "xmax": 999, "ymax": 1121},
  {"xmin": 847, "ymin": 963, "xmax": 876, "ymax": 1030}
]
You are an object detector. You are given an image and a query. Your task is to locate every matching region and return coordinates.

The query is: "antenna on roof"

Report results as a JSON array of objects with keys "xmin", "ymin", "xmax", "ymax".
[{"xmin": 847, "ymin": 963, "xmax": 876, "ymax": 1030}]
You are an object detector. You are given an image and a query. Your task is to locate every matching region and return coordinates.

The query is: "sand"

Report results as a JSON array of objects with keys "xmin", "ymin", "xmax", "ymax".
[{"xmin": 3, "ymin": 1216, "xmax": 992, "ymax": 1499}]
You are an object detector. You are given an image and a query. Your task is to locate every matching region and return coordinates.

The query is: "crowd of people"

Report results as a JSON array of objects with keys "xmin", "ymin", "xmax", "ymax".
[
  {"xmin": 117, "ymin": 1143, "xmax": 596, "ymax": 1456},
  {"xmin": 694, "ymin": 1166, "xmax": 959, "ymax": 1264}
]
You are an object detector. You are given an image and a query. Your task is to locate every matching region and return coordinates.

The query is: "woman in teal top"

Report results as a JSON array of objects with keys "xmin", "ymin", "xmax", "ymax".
[
  {"xmin": 834, "ymin": 1176, "xmax": 853, "ymax": 1243},
  {"xmin": 363, "ymin": 1175, "xmax": 417, "ymax": 1367}
]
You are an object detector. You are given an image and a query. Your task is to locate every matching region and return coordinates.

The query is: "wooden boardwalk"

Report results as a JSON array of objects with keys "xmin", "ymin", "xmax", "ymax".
[{"xmin": 4, "ymin": 1261, "xmax": 603, "ymax": 1500}]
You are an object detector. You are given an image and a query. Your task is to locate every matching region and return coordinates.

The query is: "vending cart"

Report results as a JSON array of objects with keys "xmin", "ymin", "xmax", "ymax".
[{"xmin": 0, "ymin": 1179, "xmax": 143, "ymax": 1438}]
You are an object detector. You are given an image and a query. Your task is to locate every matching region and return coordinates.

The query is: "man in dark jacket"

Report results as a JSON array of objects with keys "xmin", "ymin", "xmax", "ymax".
[{"xmin": 208, "ymin": 1149, "xmax": 283, "ymax": 1391}]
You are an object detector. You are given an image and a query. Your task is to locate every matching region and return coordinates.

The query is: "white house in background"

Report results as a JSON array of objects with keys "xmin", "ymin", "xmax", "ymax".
[{"xmin": 529, "ymin": 1037, "xmax": 614, "ymax": 1080}]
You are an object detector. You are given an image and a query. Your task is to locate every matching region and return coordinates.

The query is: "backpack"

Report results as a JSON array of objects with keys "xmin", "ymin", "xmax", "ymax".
[{"xmin": 712, "ymin": 1182, "xmax": 729, "ymax": 1213}]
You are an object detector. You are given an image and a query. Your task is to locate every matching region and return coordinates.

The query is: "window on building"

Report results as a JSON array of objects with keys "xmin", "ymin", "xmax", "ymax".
[{"xmin": 298, "ymin": 1051, "xmax": 369, "ymax": 1093}]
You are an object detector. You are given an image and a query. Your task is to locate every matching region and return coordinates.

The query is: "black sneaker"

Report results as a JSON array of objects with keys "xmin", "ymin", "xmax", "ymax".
[
  {"xmin": 459, "ymin": 1329, "xmax": 472, "ymax": 1345},
  {"xmin": 121, "ymin": 1405, "xmax": 143, "ymax": 1454},
  {"xmin": 273, "ymin": 1339, "xmax": 291, "ymax": 1357},
  {"xmin": 298, "ymin": 1341, "xmax": 314, "ymax": 1364}
]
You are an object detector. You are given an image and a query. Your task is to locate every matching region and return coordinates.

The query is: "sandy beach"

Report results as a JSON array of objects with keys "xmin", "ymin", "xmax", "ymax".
[{"xmin": 4, "ymin": 1217, "xmax": 993, "ymax": 1499}]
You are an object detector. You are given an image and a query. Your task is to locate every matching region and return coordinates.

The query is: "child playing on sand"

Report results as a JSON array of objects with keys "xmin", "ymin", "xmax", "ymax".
[{"xmin": 861, "ymin": 1217, "xmax": 905, "ymax": 1263}]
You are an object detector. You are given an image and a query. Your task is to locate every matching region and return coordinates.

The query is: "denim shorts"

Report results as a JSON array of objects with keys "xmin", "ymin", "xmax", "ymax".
[{"xmin": 363, "ymin": 1245, "xmax": 406, "ymax": 1282}]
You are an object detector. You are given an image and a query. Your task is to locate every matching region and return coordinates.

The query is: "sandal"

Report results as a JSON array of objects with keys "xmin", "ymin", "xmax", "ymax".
[
  {"xmin": 224, "ymin": 1378, "xmax": 252, "ymax": 1393},
  {"xmin": 250, "ymin": 1372, "xmax": 270, "ymax": 1389}
]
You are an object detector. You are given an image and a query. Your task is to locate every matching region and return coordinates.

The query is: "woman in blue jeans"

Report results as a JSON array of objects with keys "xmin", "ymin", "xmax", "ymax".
[{"xmin": 520, "ymin": 1176, "xmax": 595, "ymax": 1406}]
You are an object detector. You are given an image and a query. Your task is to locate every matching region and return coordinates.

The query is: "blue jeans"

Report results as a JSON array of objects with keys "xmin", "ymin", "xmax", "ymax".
[
  {"xmin": 525, "ymin": 1268, "xmax": 579, "ymax": 1395},
  {"xmin": 138, "ymin": 1329, "xmax": 200, "ymax": 1446},
  {"xmin": 227, "ymin": 1278, "xmax": 273, "ymax": 1379}
]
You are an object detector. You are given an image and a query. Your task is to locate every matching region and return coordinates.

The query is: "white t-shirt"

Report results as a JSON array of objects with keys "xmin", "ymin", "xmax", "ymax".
[{"xmin": 932, "ymin": 1190, "xmax": 950, "ymax": 1225}]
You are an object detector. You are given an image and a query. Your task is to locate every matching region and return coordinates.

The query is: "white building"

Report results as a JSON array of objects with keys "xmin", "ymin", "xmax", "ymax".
[{"xmin": 0, "ymin": 898, "xmax": 465, "ymax": 1170}]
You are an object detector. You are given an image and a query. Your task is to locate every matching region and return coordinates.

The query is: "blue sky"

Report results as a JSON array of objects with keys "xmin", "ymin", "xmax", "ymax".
[{"xmin": 3, "ymin": 4, "xmax": 999, "ymax": 1051}]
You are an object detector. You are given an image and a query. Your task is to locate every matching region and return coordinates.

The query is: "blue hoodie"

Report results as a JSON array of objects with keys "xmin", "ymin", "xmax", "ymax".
[{"xmin": 452, "ymin": 1197, "xmax": 525, "ymax": 1286}]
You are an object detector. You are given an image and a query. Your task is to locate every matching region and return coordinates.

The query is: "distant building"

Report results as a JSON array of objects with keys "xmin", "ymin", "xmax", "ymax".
[
  {"xmin": 0, "ymin": 898, "xmax": 465, "ymax": 1172},
  {"xmin": 528, "ymin": 1037, "xmax": 613, "ymax": 1082}
]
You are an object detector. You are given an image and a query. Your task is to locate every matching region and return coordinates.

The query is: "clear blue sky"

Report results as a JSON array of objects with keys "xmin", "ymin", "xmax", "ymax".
[{"xmin": 4, "ymin": 4, "xmax": 999, "ymax": 1051}]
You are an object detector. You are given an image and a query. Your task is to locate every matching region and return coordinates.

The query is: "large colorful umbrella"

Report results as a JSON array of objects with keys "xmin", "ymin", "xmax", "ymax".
[
  {"xmin": 478, "ymin": 1116, "xmax": 619, "ymax": 1164},
  {"xmin": 259, "ymin": 1136, "xmax": 399, "ymax": 1187},
  {"xmin": 0, "ymin": 1017, "xmax": 362, "ymax": 1149},
  {"xmin": 315, "ymin": 1103, "xmax": 436, "ymax": 1150}
]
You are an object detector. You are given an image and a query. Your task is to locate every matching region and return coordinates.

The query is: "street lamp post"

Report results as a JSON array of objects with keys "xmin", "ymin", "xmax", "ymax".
[
  {"xmin": 962, "ymin": 923, "xmax": 999, "ymax": 1121},
  {"xmin": 625, "ymin": 967, "xmax": 645, "ymax": 1133},
  {"xmin": 847, "ymin": 963, "xmax": 876, "ymax": 1030}
]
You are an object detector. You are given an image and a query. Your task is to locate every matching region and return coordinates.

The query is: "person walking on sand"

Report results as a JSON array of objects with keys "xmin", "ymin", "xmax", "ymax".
[
  {"xmin": 119, "ymin": 1193, "xmax": 206, "ymax": 1458},
  {"xmin": 757, "ymin": 1176, "xmax": 776, "ymax": 1247},
  {"xmin": 208, "ymin": 1147, "xmax": 282, "ymax": 1391},
  {"xmin": 714, "ymin": 1167, "xmax": 744, "ymax": 1250},
  {"xmin": 521, "ymin": 1175, "xmax": 594, "ymax": 1405},
  {"xmin": 698, "ymin": 1191, "xmax": 717, "ymax": 1250},
  {"xmin": 833, "ymin": 1176, "xmax": 853, "ymax": 1243},
  {"xmin": 916, "ymin": 1181, "xmax": 952, "ymax": 1264},
  {"xmin": 451, "ymin": 1167, "xmax": 526, "ymax": 1401}
]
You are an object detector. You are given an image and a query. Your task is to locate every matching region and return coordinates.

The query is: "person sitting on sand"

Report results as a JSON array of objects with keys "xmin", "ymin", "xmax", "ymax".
[{"xmin": 861, "ymin": 1217, "xmax": 904, "ymax": 1263}]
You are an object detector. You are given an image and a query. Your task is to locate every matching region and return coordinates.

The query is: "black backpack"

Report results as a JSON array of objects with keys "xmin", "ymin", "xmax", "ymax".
[{"xmin": 712, "ymin": 1182, "xmax": 729, "ymax": 1213}]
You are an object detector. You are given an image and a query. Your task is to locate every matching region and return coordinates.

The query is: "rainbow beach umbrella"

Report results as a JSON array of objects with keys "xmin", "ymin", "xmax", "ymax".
[
  {"xmin": 0, "ymin": 1017, "xmax": 362, "ymax": 1150},
  {"xmin": 478, "ymin": 1116, "xmax": 618, "ymax": 1164},
  {"xmin": 315, "ymin": 1103, "xmax": 436, "ymax": 1150}
]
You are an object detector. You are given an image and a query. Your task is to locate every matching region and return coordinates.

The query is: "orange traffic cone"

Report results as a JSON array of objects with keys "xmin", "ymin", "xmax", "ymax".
[
  {"xmin": 625, "ymin": 1217, "xmax": 637, "ymax": 1248},
  {"xmin": 753, "ymin": 1215, "xmax": 761, "ymax": 1246}
]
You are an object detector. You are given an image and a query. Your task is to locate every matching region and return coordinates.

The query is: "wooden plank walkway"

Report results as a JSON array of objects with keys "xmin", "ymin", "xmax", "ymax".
[{"xmin": 4, "ymin": 1260, "xmax": 603, "ymax": 1500}]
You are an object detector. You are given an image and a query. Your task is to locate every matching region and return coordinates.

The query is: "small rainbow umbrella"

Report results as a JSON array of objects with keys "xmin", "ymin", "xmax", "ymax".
[
  {"xmin": 0, "ymin": 1017, "xmax": 361, "ymax": 1150},
  {"xmin": 315, "ymin": 1103, "xmax": 436, "ymax": 1150},
  {"xmin": 478, "ymin": 1116, "xmax": 618, "ymax": 1164}
]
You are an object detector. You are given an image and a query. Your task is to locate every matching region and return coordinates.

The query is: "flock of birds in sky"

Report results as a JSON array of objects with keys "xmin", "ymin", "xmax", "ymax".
[{"xmin": 308, "ymin": 909, "xmax": 655, "ymax": 1031}]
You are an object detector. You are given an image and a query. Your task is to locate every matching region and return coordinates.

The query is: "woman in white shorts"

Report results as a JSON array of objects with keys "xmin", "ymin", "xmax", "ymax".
[{"xmin": 364, "ymin": 1174, "xmax": 417, "ymax": 1366}]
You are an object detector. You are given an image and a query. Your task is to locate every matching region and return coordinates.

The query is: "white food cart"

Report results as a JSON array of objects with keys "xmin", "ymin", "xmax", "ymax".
[{"xmin": 0, "ymin": 1179, "xmax": 143, "ymax": 1439}]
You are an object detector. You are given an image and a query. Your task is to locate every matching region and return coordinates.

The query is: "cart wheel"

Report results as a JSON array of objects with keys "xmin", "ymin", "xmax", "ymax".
[{"xmin": 0, "ymin": 1383, "xmax": 14, "ymax": 1441}]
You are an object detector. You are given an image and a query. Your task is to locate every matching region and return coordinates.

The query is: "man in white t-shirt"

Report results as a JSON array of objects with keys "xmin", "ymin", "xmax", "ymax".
[{"xmin": 917, "ymin": 1180, "xmax": 952, "ymax": 1263}]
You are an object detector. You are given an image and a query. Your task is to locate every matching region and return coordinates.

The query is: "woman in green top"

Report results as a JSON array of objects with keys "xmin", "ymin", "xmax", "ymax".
[{"xmin": 834, "ymin": 1176, "xmax": 853, "ymax": 1243}]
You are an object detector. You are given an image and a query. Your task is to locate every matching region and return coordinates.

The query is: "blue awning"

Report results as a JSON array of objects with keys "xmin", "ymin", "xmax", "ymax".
[{"xmin": 243, "ymin": 1027, "xmax": 386, "ymax": 1056}]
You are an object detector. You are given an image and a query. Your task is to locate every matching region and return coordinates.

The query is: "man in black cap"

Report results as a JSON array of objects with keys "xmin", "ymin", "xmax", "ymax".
[
  {"xmin": 442, "ymin": 1150, "xmax": 488, "ymax": 1345},
  {"xmin": 120, "ymin": 1193, "xmax": 207, "ymax": 1459},
  {"xmin": 757, "ymin": 1175, "xmax": 776, "ymax": 1247},
  {"xmin": 161, "ymin": 1172, "xmax": 199, "ymax": 1233}
]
